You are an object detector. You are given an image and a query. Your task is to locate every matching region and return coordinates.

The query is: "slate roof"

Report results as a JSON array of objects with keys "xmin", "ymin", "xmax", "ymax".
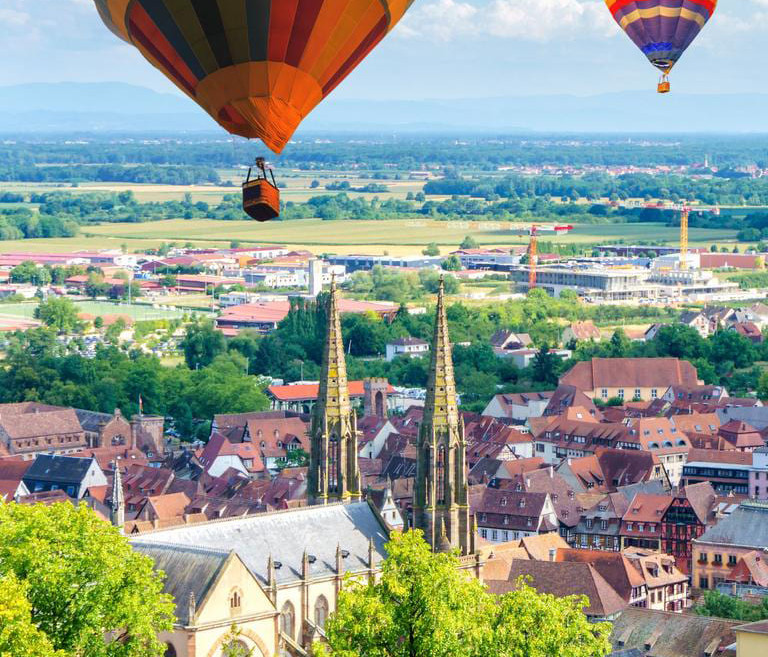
[
  {"xmin": 696, "ymin": 501, "xmax": 768, "ymax": 548},
  {"xmin": 23, "ymin": 454, "xmax": 96, "ymax": 484},
  {"xmin": 609, "ymin": 607, "xmax": 738, "ymax": 657},
  {"xmin": 132, "ymin": 543, "xmax": 232, "ymax": 625},
  {"xmin": 132, "ymin": 502, "xmax": 388, "ymax": 585},
  {"xmin": 75, "ymin": 408, "xmax": 117, "ymax": 433}
]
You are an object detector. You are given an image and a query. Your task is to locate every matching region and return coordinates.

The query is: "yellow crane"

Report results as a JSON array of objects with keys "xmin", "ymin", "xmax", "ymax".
[
  {"xmin": 528, "ymin": 225, "xmax": 538, "ymax": 289},
  {"xmin": 679, "ymin": 206, "xmax": 689, "ymax": 270}
]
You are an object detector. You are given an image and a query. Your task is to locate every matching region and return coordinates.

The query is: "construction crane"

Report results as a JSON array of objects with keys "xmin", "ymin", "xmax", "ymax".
[
  {"xmin": 679, "ymin": 206, "xmax": 689, "ymax": 270},
  {"xmin": 528, "ymin": 225, "xmax": 538, "ymax": 289},
  {"xmin": 523, "ymin": 224, "xmax": 573, "ymax": 289}
]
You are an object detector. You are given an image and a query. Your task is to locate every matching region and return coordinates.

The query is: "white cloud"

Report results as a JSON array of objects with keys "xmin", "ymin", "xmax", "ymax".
[
  {"xmin": 400, "ymin": 0, "xmax": 618, "ymax": 42},
  {"xmin": 0, "ymin": 8, "xmax": 30, "ymax": 28}
]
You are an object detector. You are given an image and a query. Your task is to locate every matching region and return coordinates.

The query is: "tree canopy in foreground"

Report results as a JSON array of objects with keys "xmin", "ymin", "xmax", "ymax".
[
  {"xmin": 315, "ymin": 530, "xmax": 611, "ymax": 657},
  {"xmin": 0, "ymin": 502, "xmax": 174, "ymax": 657}
]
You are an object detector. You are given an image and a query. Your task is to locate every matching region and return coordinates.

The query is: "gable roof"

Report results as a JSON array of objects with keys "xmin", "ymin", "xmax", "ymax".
[
  {"xmin": 0, "ymin": 406, "xmax": 83, "ymax": 440},
  {"xmin": 696, "ymin": 501, "xmax": 768, "ymax": 548},
  {"xmin": 487, "ymin": 560, "xmax": 627, "ymax": 617},
  {"xmin": 609, "ymin": 607, "xmax": 738, "ymax": 657},
  {"xmin": 556, "ymin": 548, "xmax": 645, "ymax": 601},
  {"xmin": 560, "ymin": 358, "xmax": 699, "ymax": 391},
  {"xmin": 132, "ymin": 543, "xmax": 233, "ymax": 625},
  {"xmin": 132, "ymin": 502, "xmax": 387, "ymax": 585},
  {"xmin": 23, "ymin": 454, "xmax": 97, "ymax": 484},
  {"xmin": 566, "ymin": 320, "xmax": 602, "ymax": 341}
]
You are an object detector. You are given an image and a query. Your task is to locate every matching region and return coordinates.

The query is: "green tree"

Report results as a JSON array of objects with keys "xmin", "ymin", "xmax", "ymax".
[
  {"xmin": 0, "ymin": 502, "xmax": 174, "ymax": 657},
  {"xmin": 422, "ymin": 242, "xmax": 441, "ymax": 256},
  {"xmin": 695, "ymin": 590, "xmax": 768, "ymax": 621},
  {"xmin": 34, "ymin": 297, "xmax": 80, "ymax": 334},
  {"xmin": 183, "ymin": 320, "xmax": 227, "ymax": 369},
  {"xmin": 315, "ymin": 530, "xmax": 610, "ymax": 657},
  {"xmin": 459, "ymin": 235, "xmax": 479, "ymax": 249},
  {"xmin": 93, "ymin": 316, "xmax": 104, "ymax": 329},
  {"xmin": 441, "ymin": 255, "xmax": 462, "ymax": 271},
  {"xmin": 0, "ymin": 575, "xmax": 60, "ymax": 657},
  {"xmin": 609, "ymin": 329, "xmax": 631, "ymax": 358},
  {"xmin": 531, "ymin": 344, "xmax": 560, "ymax": 386}
]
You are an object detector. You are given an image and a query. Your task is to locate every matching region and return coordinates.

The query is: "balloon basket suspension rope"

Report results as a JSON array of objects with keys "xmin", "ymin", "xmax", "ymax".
[
  {"xmin": 242, "ymin": 157, "xmax": 280, "ymax": 222},
  {"xmin": 657, "ymin": 72, "xmax": 671, "ymax": 94}
]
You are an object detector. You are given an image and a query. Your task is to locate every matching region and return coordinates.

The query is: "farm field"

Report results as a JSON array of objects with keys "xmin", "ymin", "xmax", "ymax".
[
  {"xmin": 0, "ymin": 219, "xmax": 741, "ymax": 256},
  {"xmin": 71, "ymin": 219, "xmax": 741, "ymax": 255},
  {"xmin": 0, "ymin": 171, "xmax": 429, "ymax": 205},
  {"xmin": 0, "ymin": 300, "xmax": 199, "ymax": 321}
]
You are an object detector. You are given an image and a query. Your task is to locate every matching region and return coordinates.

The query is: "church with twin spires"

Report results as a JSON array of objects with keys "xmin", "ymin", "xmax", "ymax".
[
  {"xmin": 130, "ymin": 278, "xmax": 478, "ymax": 657},
  {"xmin": 307, "ymin": 276, "xmax": 473, "ymax": 555}
]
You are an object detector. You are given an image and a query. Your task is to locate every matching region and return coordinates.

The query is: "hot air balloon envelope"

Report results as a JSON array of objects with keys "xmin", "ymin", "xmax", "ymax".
[
  {"xmin": 94, "ymin": 0, "xmax": 413, "ymax": 153},
  {"xmin": 605, "ymin": 0, "xmax": 717, "ymax": 73}
]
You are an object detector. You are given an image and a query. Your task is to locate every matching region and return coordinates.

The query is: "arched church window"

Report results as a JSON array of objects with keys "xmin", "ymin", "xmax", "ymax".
[
  {"xmin": 280, "ymin": 601, "xmax": 295, "ymax": 639},
  {"xmin": 230, "ymin": 588, "xmax": 242, "ymax": 611},
  {"xmin": 164, "ymin": 644, "xmax": 177, "ymax": 657},
  {"xmin": 436, "ymin": 444, "xmax": 446, "ymax": 505},
  {"xmin": 314, "ymin": 595, "xmax": 329, "ymax": 629}
]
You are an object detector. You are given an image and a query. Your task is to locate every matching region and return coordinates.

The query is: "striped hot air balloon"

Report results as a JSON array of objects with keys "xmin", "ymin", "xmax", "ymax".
[
  {"xmin": 605, "ymin": 0, "xmax": 717, "ymax": 93},
  {"xmin": 93, "ymin": 0, "xmax": 413, "ymax": 220},
  {"xmin": 94, "ymin": 0, "xmax": 413, "ymax": 152}
]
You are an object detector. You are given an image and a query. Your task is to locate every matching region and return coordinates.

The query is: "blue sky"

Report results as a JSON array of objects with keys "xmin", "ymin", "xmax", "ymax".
[{"xmin": 1, "ymin": 0, "xmax": 765, "ymax": 99}]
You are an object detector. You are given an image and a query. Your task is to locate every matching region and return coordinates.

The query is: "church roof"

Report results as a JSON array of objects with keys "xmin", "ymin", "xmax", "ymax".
[
  {"xmin": 132, "ymin": 502, "xmax": 388, "ymax": 585},
  {"xmin": 132, "ymin": 543, "xmax": 231, "ymax": 625}
]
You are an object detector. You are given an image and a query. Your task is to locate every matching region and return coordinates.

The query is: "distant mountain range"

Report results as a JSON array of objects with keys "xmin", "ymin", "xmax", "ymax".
[{"xmin": 1, "ymin": 82, "xmax": 768, "ymax": 134}]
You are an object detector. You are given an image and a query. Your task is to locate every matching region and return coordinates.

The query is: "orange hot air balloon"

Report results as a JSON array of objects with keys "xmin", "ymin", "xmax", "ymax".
[{"xmin": 93, "ymin": 0, "xmax": 413, "ymax": 219}]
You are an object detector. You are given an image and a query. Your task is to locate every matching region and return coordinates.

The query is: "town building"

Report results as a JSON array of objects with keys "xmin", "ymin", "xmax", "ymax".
[
  {"xmin": 482, "ymin": 391, "xmax": 554, "ymax": 422},
  {"xmin": 562, "ymin": 320, "xmax": 602, "ymax": 344},
  {"xmin": 735, "ymin": 621, "xmax": 768, "ymax": 657},
  {"xmin": 682, "ymin": 449, "xmax": 752, "ymax": 495},
  {"xmin": 385, "ymin": 337, "xmax": 429, "ymax": 361},
  {"xmin": 693, "ymin": 500, "xmax": 768, "ymax": 591},
  {"xmin": 660, "ymin": 483, "xmax": 716, "ymax": 574},
  {"xmin": 22, "ymin": 454, "xmax": 107, "ymax": 500},
  {"xmin": 267, "ymin": 381, "xmax": 395, "ymax": 415},
  {"xmin": 559, "ymin": 357, "xmax": 701, "ymax": 402},
  {"xmin": 750, "ymin": 447, "xmax": 768, "ymax": 500},
  {"xmin": 0, "ymin": 402, "xmax": 87, "ymax": 457},
  {"xmin": 620, "ymin": 494, "xmax": 673, "ymax": 551}
]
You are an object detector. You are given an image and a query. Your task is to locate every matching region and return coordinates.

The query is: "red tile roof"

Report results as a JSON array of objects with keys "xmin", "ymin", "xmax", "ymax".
[
  {"xmin": 560, "ymin": 358, "xmax": 700, "ymax": 391},
  {"xmin": 268, "ymin": 381, "xmax": 394, "ymax": 402}
]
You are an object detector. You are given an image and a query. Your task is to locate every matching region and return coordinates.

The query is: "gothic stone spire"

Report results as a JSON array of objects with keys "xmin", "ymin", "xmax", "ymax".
[
  {"xmin": 110, "ymin": 459, "xmax": 125, "ymax": 531},
  {"xmin": 413, "ymin": 278, "xmax": 471, "ymax": 555},
  {"xmin": 308, "ymin": 277, "xmax": 361, "ymax": 504}
]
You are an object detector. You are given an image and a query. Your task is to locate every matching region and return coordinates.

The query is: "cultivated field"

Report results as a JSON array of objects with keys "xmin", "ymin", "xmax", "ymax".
[{"xmin": 70, "ymin": 219, "xmax": 740, "ymax": 256}]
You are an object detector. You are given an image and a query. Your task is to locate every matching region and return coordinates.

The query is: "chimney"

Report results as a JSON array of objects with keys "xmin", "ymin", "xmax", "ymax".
[
  {"xmin": 549, "ymin": 466, "xmax": 554, "ymax": 479},
  {"xmin": 549, "ymin": 548, "xmax": 557, "ymax": 562}
]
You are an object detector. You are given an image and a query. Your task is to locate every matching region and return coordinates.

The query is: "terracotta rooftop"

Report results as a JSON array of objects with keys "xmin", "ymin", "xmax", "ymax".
[
  {"xmin": 268, "ymin": 381, "xmax": 394, "ymax": 402},
  {"xmin": 560, "ymin": 358, "xmax": 699, "ymax": 391},
  {"xmin": 486, "ymin": 560, "xmax": 627, "ymax": 618}
]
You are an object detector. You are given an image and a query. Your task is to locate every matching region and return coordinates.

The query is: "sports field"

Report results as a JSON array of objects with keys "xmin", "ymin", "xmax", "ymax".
[{"xmin": 0, "ymin": 300, "xmax": 197, "ymax": 321}]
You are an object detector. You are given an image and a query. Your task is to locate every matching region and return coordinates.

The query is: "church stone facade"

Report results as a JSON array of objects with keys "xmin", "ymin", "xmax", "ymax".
[{"xmin": 126, "ymin": 278, "xmax": 478, "ymax": 657}]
